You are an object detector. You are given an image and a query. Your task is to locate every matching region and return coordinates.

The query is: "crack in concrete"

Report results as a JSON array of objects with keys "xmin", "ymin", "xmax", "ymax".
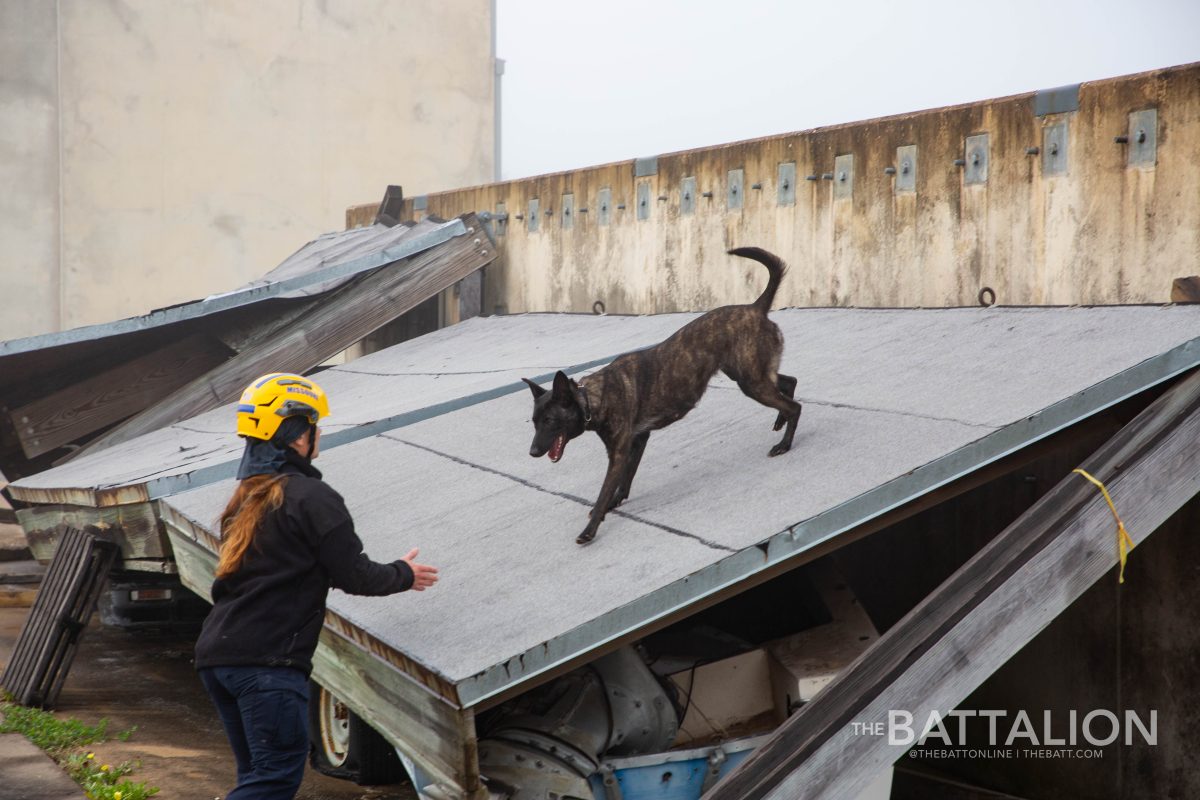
[
  {"xmin": 708, "ymin": 384, "xmax": 996, "ymax": 429},
  {"xmin": 382, "ymin": 435, "xmax": 737, "ymax": 553}
]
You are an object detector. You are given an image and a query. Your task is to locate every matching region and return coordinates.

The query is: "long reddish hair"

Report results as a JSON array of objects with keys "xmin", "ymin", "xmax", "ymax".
[{"xmin": 216, "ymin": 475, "xmax": 287, "ymax": 578}]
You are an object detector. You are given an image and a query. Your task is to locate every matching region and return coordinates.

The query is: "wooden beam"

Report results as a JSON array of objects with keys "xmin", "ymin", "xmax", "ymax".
[
  {"xmin": 9, "ymin": 334, "xmax": 233, "ymax": 459},
  {"xmin": 705, "ymin": 368, "xmax": 1200, "ymax": 800},
  {"xmin": 16, "ymin": 502, "xmax": 166, "ymax": 563},
  {"xmin": 70, "ymin": 215, "xmax": 495, "ymax": 459}
]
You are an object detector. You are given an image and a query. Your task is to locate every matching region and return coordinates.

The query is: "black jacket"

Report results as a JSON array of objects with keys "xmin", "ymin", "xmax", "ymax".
[{"xmin": 194, "ymin": 454, "xmax": 413, "ymax": 675}]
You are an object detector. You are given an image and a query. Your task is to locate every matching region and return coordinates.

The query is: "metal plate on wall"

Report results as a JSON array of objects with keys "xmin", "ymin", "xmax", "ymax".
[
  {"xmin": 637, "ymin": 181, "xmax": 651, "ymax": 221},
  {"xmin": 598, "ymin": 188, "xmax": 612, "ymax": 226},
  {"xmin": 895, "ymin": 145, "xmax": 917, "ymax": 193},
  {"xmin": 494, "ymin": 202, "xmax": 507, "ymax": 236},
  {"xmin": 1128, "ymin": 109, "xmax": 1157, "ymax": 168},
  {"xmin": 561, "ymin": 193, "xmax": 575, "ymax": 230},
  {"xmin": 727, "ymin": 169, "xmax": 744, "ymax": 210},
  {"xmin": 681, "ymin": 176, "xmax": 697, "ymax": 215},
  {"xmin": 777, "ymin": 162, "xmax": 796, "ymax": 206},
  {"xmin": 1042, "ymin": 123, "xmax": 1068, "ymax": 176},
  {"xmin": 833, "ymin": 154, "xmax": 854, "ymax": 200},
  {"xmin": 964, "ymin": 134, "xmax": 989, "ymax": 185},
  {"xmin": 1033, "ymin": 84, "xmax": 1080, "ymax": 116},
  {"xmin": 527, "ymin": 198, "xmax": 539, "ymax": 233},
  {"xmin": 634, "ymin": 156, "xmax": 658, "ymax": 177}
]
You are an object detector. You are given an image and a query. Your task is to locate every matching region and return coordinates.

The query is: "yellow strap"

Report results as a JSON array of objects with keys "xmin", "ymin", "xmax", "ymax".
[{"xmin": 1073, "ymin": 469, "xmax": 1136, "ymax": 584}]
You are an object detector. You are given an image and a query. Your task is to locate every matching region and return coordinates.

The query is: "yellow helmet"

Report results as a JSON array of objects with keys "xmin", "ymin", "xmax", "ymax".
[{"xmin": 236, "ymin": 373, "xmax": 330, "ymax": 441}]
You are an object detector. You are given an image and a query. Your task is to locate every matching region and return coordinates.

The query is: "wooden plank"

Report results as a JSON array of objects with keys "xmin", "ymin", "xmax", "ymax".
[
  {"xmin": 16, "ymin": 502, "xmax": 166, "ymax": 563},
  {"xmin": 312, "ymin": 629, "xmax": 482, "ymax": 797},
  {"xmin": 9, "ymin": 334, "xmax": 233, "ymax": 459},
  {"xmin": 161, "ymin": 507, "xmax": 484, "ymax": 797},
  {"xmin": 71, "ymin": 215, "xmax": 495, "ymax": 459},
  {"xmin": 706, "ymin": 368, "xmax": 1200, "ymax": 800},
  {"xmin": 1171, "ymin": 276, "xmax": 1200, "ymax": 303},
  {"xmin": 1, "ymin": 526, "xmax": 118, "ymax": 708}
]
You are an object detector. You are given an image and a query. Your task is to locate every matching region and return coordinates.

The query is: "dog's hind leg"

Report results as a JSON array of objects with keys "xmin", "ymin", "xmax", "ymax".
[
  {"xmin": 611, "ymin": 431, "xmax": 649, "ymax": 509},
  {"xmin": 773, "ymin": 374, "xmax": 798, "ymax": 431},
  {"xmin": 736, "ymin": 377, "xmax": 802, "ymax": 457}
]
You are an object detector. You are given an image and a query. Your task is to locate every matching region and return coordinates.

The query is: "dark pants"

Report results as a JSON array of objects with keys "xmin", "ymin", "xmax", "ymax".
[{"xmin": 199, "ymin": 665, "xmax": 310, "ymax": 800}]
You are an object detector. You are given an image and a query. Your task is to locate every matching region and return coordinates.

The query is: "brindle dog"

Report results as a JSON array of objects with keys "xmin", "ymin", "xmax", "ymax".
[{"xmin": 523, "ymin": 247, "xmax": 802, "ymax": 545}]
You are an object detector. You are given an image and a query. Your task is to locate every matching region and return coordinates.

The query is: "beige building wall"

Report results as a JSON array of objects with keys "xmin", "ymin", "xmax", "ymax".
[
  {"xmin": 0, "ymin": 0, "xmax": 496, "ymax": 341},
  {"xmin": 349, "ymin": 63, "xmax": 1200, "ymax": 315}
]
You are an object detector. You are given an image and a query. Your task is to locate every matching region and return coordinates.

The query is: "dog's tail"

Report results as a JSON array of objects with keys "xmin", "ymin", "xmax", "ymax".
[{"xmin": 728, "ymin": 247, "xmax": 787, "ymax": 312}]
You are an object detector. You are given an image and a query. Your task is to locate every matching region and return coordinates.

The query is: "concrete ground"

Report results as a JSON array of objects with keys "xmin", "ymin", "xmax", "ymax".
[{"xmin": 0, "ymin": 597, "xmax": 417, "ymax": 800}]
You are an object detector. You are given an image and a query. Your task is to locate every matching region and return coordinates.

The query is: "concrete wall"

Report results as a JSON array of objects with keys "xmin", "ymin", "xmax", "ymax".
[
  {"xmin": 0, "ymin": 0, "xmax": 496, "ymax": 340},
  {"xmin": 350, "ymin": 62, "xmax": 1200, "ymax": 314}
]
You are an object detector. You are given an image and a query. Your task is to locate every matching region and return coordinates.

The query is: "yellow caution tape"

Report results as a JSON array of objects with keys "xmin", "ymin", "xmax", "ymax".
[{"xmin": 1073, "ymin": 469, "xmax": 1136, "ymax": 584}]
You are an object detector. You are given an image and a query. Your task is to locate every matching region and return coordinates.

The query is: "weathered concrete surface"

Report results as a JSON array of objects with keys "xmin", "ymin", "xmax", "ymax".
[
  {"xmin": 349, "ymin": 62, "xmax": 1200, "ymax": 313},
  {"xmin": 1, "ymin": 0, "xmax": 496, "ymax": 340},
  {"xmin": 0, "ymin": 0, "xmax": 60, "ymax": 339},
  {"xmin": 0, "ymin": 733, "xmax": 84, "ymax": 800},
  {"xmin": 0, "ymin": 607, "xmax": 414, "ymax": 800}
]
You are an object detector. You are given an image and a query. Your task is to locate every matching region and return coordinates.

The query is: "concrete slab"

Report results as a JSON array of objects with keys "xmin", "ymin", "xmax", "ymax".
[
  {"xmin": 0, "ymin": 733, "xmax": 85, "ymax": 799},
  {"xmin": 160, "ymin": 305, "xmax": 1200, "ymax": 707},
  {"xmin": 10, "ymin": 313, "xmax": 695, "ymax": 506}
]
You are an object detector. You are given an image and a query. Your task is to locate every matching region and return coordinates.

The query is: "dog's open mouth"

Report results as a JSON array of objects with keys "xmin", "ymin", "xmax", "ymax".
[{"xmin": 548, "ymin": 434, "xmax": 567, "ymax": 463}]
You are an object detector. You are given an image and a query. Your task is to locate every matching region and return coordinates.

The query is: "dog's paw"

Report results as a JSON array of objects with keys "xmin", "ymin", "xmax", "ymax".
[
  {"xmin": 769, "ymin": 442, "xmax": 791, "ymax": 457},
  {"xmin": 576, "ymin": 529, "xmax": 597, "ymax": 545},
  {"xmin": 773, "ymin": 413, "xmax": 786, "ymax": 432}
]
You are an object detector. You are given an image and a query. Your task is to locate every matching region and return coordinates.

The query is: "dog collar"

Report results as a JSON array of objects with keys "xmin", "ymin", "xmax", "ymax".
[{"xmin": 576, "ymin": 385, "xmax": 594, "ymax": 427}]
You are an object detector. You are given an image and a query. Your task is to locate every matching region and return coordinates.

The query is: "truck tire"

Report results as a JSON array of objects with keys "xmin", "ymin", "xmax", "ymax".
[{"xmin": 308, "ymin": 680, "xmax": 405, "ymax": 785}]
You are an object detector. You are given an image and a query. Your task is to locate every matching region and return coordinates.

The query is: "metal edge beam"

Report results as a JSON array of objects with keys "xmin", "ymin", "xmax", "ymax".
[
  {"xmin": 0, "ymin": 219, "xmax": 468, "ymax": 357},
  {"xmin": 450, "ymin": 337, "xmax": 1200, "ymax": 707}
]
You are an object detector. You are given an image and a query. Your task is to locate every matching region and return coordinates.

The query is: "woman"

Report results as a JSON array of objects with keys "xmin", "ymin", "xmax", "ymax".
[{"xmin": 194, "ymin": 372, "xmax": 438, "ymax": 799}]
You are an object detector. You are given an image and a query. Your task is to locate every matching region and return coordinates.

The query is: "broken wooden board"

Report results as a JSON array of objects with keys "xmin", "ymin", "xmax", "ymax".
[{"xmin": 10, "ymin": 334, "xmax": 233, "ymax": 459}]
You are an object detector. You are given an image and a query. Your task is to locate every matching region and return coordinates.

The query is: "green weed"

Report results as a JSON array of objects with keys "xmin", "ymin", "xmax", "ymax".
[{"xmin": 0, "ymin": 702, "xmax": 159, "ymax": 799}]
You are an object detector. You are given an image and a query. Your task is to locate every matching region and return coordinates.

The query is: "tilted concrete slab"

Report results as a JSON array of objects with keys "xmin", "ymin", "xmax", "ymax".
[
  {"xmin": 159, "ymin": 305, "xmax": 1200, "ymax": 708},
  {"xmin": 8, "ymin": 313, "xmax": 697, "ymax": 506}
]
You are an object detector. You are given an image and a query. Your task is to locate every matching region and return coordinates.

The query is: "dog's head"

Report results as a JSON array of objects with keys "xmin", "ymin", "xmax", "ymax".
[{"xmin": 522, "ymin": 370, "xmax": 587, "ymax": 462}]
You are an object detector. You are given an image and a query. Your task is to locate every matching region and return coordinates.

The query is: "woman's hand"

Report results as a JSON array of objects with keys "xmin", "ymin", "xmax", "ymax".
[{"xmin": 401, "ymin": 548, "xmax": 439, "ymax": 591}]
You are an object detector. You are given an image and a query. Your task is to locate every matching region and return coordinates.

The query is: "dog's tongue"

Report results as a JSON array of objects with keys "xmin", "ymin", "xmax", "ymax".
[{"xmin": 549, "ymin": 434, "xmax": 567, "ymax": 463}]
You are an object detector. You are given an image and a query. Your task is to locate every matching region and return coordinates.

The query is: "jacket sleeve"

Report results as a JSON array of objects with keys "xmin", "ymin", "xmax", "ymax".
[
  {"xmin": 319, "ymin": 520, "xmax": 414, "ymax": 596},
  {"xmin": 302, "ymin": 484, "xmax": 414, "ymax": 596}
]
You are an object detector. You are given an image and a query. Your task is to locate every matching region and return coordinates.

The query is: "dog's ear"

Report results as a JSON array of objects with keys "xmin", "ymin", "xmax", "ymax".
[
  {"xmin": 551, "ymin": 370, "xmax": 575, "ymax": 401},
  {"xmin": 522, "ymin": 377, "xmax": 547, "ymax": 399}
]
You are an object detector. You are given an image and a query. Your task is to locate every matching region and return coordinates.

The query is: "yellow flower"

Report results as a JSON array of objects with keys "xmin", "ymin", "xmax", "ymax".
[
  {"xmin": 101, "ymin": 764, "xmax": 110, "ymax": 771},
  {"xmin": 86, "ymin": 752, "xmax": 94, "ymax": 759},
  {"xmin": 114, "ymin": 793, "xmax": 123, "ymax": 800}
]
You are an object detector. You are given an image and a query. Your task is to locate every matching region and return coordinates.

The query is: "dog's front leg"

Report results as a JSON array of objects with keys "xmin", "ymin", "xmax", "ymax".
[{"xmin": 578, "ymin": 440, "xmax": 630, "ymax": 545}]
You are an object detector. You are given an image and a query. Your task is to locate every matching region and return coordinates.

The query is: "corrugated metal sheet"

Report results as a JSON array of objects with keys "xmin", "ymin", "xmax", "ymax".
[{"xmin": 154, "ymin": 305, "xmax": 1200, "ymax": 708}]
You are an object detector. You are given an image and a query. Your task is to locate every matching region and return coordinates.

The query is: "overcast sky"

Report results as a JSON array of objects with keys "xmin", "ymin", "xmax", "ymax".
[{"xmin": 496, "ymin": 0, "xmax": 1200, "ymax": 180}]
